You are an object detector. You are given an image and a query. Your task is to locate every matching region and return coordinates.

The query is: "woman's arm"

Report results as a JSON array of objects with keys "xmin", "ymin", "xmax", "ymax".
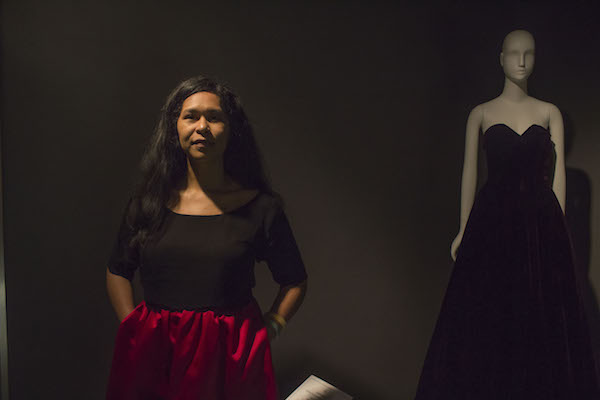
[
  {"xmin": 265, "ymin": 279, "xmax": 307, "ymax": 339},
  {"xmin": 269, "ymin": 279, "xmax": 307, "ymax": 320},
  {"xmin": 106, "ymin": 267, "xmax": 135, "ymax": 322},
  {"xmin": 451, "ymin": 105, "xmax": 482, "ymax": 260},
  {"xmin": 548, "ymin": 104, "xmax": 566, "ymax": 213}
]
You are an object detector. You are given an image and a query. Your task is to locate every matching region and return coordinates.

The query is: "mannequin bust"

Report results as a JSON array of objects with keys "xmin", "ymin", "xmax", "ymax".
[{"xmin": 451, "ymin": 29, "xmax": 566, "ymax": 260}]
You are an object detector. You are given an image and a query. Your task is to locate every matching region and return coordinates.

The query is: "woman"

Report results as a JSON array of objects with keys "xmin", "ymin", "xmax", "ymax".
[
  {"xmin": 105, "ymin": 76, "xmax": 308, "ymax": 400},
  {"xmin": 415, "ymin": 30, "xmax": 599, "ymax": 399}
]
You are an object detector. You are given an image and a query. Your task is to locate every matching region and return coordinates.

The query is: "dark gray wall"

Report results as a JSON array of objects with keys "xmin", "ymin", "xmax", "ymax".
[{"xmin": 1, "ymin": 1, "xmax": 599, "ymax": 400}]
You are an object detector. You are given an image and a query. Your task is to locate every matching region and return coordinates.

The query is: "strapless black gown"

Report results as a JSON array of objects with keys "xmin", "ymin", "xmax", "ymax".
[{"xmin": 415, "ymin": 124, "xmax": 599, "ymax": 399}]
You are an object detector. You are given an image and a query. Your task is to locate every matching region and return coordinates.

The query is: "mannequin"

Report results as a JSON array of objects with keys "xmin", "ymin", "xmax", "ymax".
[
  {"xmin": 451, "ymin": 30, "xmax": 565, "ymax": 261},
  {"xmin": 415, "ymin": 30, "xmax": 599, "ymax": 399}
]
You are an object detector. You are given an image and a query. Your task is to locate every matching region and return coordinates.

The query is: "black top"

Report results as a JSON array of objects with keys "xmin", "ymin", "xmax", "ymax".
[{"xmin": 108, "ymin": 193, "xmax": 307, "ymax": 311}]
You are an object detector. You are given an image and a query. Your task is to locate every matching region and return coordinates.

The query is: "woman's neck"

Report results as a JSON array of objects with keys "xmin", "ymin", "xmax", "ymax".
[
  {"xmin": 184, "ymin": 159, "xmax": 230, "ymax": 194},
  {"xmin": 500, "ymin": 77, "xmax": 528, "ymax": 102}
]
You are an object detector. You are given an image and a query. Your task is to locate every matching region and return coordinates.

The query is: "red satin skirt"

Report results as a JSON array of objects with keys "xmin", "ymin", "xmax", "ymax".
[{"xmin": 106, "ymin": 299, "xmax": 277, "ymax": 400}]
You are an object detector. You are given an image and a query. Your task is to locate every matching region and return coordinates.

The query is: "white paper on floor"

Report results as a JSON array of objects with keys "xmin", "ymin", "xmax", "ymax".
[{"xmin": 285, "ymin": 375, "xmax": 353, "ymax": 400}]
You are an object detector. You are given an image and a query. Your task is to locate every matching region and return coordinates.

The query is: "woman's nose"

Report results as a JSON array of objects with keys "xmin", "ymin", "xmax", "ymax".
[
  {"xmin": 519, "ymin": 53, "xmax": 526, "ymax": 67},
  {"xmin": 196, "ymin": 117, "xmax": 208, "ymax": 132}
]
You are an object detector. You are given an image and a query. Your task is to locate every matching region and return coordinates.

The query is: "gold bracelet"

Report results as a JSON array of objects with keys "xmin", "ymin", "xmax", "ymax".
[{"xmin": 267, "ymin": 312, "xmax": 287, "ymax": 329}]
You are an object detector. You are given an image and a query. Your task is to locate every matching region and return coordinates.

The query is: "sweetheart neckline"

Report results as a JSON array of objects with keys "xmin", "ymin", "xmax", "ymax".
[{"xmin": 483, "ymin": 123, "xmax": 549, "ymax": 137}]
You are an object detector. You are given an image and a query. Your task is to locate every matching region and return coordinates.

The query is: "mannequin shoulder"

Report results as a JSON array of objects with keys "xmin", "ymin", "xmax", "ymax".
[
  {"xmin": 471, "ymin": 98, "xmax": 503, "ymax": 119},
  {"xmin": 544, "ymin": 102, "xmax": 562, "ymax": 120},
  {"xmin": 531, "ymin": 97, "xmax": 561, "ymax": 117},
  {"xmin": 466, "ymin": 103, "xmax": 484, "ymax": 125}
]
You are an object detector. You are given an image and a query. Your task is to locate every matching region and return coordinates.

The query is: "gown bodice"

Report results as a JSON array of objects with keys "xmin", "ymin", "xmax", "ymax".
[{"xmin": 483, "ymin": 124, "xmax": 556, "ymax": 193}]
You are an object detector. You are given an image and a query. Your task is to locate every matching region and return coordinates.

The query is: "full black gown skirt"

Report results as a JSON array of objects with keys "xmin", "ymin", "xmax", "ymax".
[{"xmin": 416, "ymin": 124, "xmax": 600, "ymax": 399}]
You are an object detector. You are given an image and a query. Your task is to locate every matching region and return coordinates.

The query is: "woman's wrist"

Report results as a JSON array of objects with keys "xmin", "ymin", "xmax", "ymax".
[
  {"xmin": 267, "ymin": 312, "xmax": 287, "ymax": 328},
  {"xmin": 264, "ymin": 312, "xmax": 286, "ymax": 339}
]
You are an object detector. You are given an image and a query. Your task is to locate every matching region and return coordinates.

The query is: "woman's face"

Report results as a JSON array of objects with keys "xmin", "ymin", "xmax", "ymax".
[
  {"xmin": 500, "ymin": 31, "xmax": 535, "ymax": 83},
  {"xmin": 176, "ymin": 91, "xmax": 230, "ymax": 162}
]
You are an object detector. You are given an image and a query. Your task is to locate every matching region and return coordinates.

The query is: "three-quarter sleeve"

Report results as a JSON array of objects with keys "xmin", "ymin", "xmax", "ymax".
[
  {"xmin": 107, "ymin": 199, "xmax": 140, "ymax": 281},
  {"xmin": 256, "ymin": 199, "xmax": 307, "ymax": 286}
]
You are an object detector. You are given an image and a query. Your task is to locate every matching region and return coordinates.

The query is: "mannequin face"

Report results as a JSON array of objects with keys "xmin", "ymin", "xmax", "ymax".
[
  {"xmin": 500, "ymin": 30, "xmax": 535, "ymax": 83},
  {"xmin": 176, "ymin": 91, "xmax": 230, "ymax": 162}
]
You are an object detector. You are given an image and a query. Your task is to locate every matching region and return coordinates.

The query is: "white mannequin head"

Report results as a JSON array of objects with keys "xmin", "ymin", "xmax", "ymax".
[{"xmin": 500, "ymin": 30, "xmax": 535, "ymax": 83}]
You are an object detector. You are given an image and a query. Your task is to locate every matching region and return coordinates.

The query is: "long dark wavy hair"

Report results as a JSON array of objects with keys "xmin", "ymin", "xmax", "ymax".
[{"xmin": 124, "ymin": 76, "xmax": 274, "ymax": 250}]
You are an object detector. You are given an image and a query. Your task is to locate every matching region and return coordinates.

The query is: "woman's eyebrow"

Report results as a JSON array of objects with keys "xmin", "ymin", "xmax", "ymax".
[{"xmin": 181, "ymin": 107, "xmax": 224, "ymax": 114}]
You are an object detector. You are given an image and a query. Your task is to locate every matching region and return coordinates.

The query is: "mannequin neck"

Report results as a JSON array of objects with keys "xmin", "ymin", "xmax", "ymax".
[{"xmin": 500, "ymin": 77, "xmax": 528, "ymax": 102}]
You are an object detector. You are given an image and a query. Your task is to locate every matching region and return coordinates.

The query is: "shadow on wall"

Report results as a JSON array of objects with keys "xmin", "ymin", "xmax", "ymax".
[
  {"xmin": 276, "ymin": 353, "xmax": 384, "ymax": 400},
  {"xmin": 563, "ymin": 112, "xmax": 600, "ymax": 379}
]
